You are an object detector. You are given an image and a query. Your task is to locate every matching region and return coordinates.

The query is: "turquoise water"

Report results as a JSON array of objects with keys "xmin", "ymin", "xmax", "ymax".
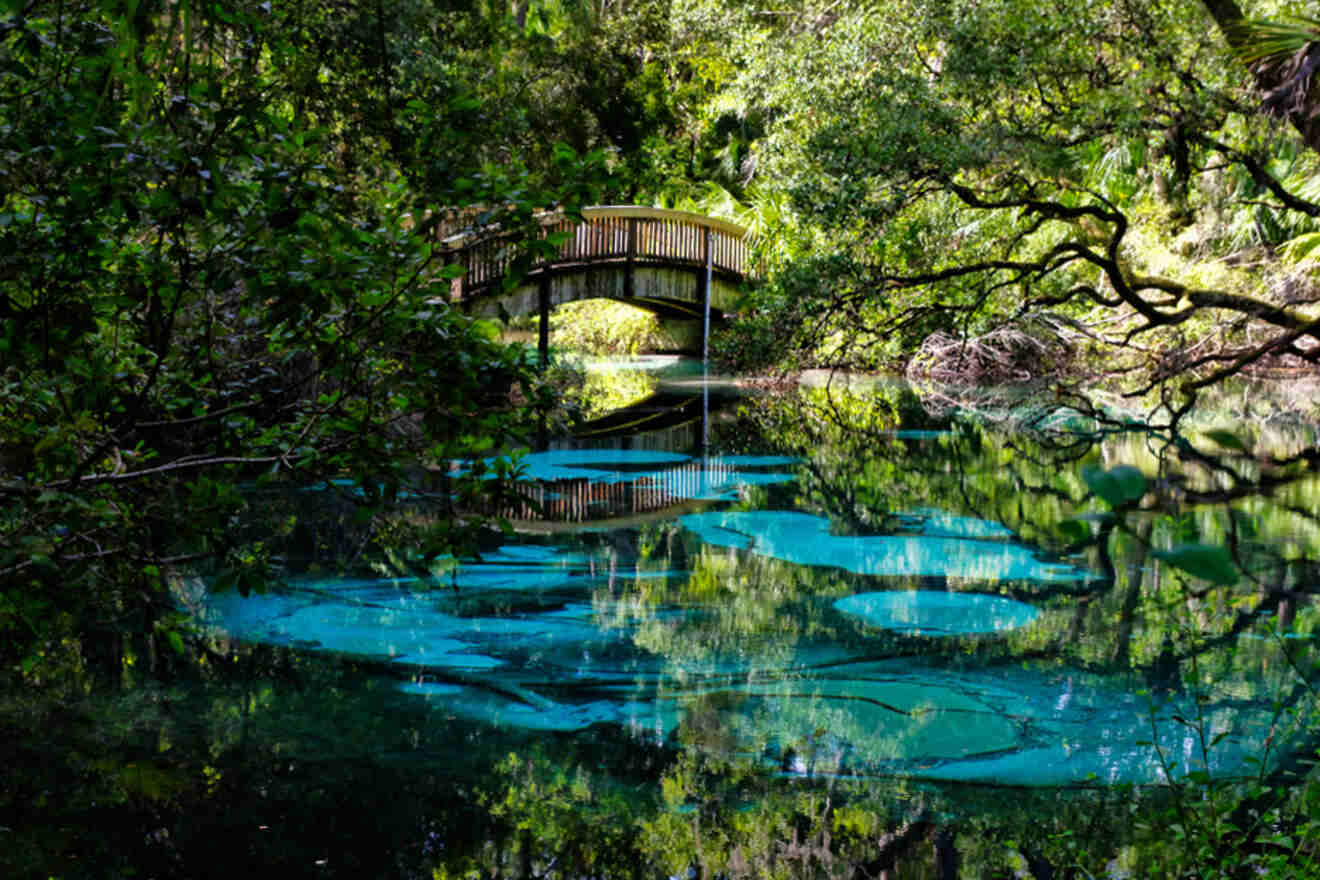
[
  {"xmin": 679, "ymin": 509, "xmax": 1087, "ymax": 581},
  {"xmin": 197, "ymin": 381, "xmax": 1316, "ymax": 793}
]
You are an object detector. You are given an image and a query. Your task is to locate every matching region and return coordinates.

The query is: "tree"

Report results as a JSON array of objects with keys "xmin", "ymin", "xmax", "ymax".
[
  {"xmin": 703, "ymin": 0, "xmax": 1320, "ymax": 420},
  {"xmin": 0, "ymin": 0, "xmax": 607, "ymax": 672}
]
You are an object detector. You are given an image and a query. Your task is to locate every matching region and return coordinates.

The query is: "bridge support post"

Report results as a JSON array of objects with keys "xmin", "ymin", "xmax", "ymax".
[
  {"xmin": 537, "ymin": 272, "xmax": 551, "ymax": 370},
  {"xmin": 624, "ymin": 218, "xmax": 637, "ymax": 299},
  {"xmin": 701, "ymin": 227, "xmax": 713, "ymax": 364}
]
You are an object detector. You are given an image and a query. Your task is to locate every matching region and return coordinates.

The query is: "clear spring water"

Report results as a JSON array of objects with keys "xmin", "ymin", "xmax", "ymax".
[{"xmin": 196, "ymin": 381, "xmax": 1316, "ymax": 792}]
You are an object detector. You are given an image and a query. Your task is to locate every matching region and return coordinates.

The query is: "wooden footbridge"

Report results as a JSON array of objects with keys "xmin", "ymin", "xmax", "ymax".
[{"xmin": 442, "ymin": 206, "xmax": 753, "ymax": 360}]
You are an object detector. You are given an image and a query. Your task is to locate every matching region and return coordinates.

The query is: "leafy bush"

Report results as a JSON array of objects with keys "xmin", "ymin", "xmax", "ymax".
[{"xmin": 550, "ymin": 300, "xmax": 669, "ymax": 355}]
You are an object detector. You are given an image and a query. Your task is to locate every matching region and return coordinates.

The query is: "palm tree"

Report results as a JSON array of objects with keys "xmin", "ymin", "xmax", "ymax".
[{"xmin": 1222, "ymin": 12, "xmax": 1320, "ymax": 152}]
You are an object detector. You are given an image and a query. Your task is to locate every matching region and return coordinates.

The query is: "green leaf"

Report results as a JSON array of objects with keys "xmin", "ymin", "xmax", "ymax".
[
  {"xmin": 1058, "ymin": 519, "xmax": 1091, "ymax": 543},
  {"xmin": 1153, "ymin": 543, "xmax": 1239, "ymax": 586},
  {"xmin": 1081, "ymin": 464, "xmax": 1146, "ymax": 508},
  {"xmin": 1203, "ymin": 429, "xmax": 1247, "ymax": 452}
]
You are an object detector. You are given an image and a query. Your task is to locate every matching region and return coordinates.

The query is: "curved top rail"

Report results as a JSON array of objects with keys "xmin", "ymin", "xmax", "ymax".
[
  {"xmin": 580, "ymin": 206, "xmax": 749, "ymax": 241},
  {"xmin": 440, "ymin": 205, "xmax": 750, "ymax": 248}
]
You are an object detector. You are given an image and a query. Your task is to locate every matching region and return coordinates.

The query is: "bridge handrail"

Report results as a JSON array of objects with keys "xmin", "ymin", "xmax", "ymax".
[
  {"xmin": 441, "ymin": 205, "xmax": 752, "ymax": 296},
  {"xmin": 580, "ymin": 205, "xmax": 749, "ymax": 240}
]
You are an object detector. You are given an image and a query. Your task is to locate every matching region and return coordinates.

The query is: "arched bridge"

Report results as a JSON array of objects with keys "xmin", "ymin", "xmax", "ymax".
[{"xmin": 442, "ymin": 206, "xmax": 753, "ymax": 359}]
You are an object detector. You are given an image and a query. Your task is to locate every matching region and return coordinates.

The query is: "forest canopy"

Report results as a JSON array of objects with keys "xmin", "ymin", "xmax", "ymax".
[{"xmin": 668, "ymin": 0, "xmax": 1320, "ymax": 418}]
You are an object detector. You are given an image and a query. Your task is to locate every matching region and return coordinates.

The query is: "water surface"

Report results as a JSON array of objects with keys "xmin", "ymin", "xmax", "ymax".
[{"xmin": 179, "ymin": 366, "xmax": 1320, "ymax": 874}]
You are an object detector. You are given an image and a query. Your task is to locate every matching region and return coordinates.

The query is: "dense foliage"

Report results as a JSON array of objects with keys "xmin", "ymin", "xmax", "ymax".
[
  {"xmin": 6, "ymin": 0, "xmax": 1320, "ymax": 878},
  {"xmin": 0, "ymin": 0, "xmax": 626, "ymax": 670},
  {"xmin": 662, "ymin": 0, "xmax": 1320, "ymax": 413}
]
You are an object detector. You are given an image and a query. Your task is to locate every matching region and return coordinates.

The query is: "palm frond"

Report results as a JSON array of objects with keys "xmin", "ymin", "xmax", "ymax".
[
  {"xmin": 1279, "ymin": 229, "xmax": 1320, "ymax": 265},
  {"xmin": 1227, "ymin": 16, "xmax": 1320, "ymax": 66}
]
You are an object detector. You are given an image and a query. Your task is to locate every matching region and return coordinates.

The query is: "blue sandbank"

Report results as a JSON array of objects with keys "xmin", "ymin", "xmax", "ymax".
[
  {"xmin": 834, "ymin": 591, "xmax": 1039, "ymax": 635},
  {"xmin": 680, "ymin": 510, "xmax": 1088, "ymax": 582}
]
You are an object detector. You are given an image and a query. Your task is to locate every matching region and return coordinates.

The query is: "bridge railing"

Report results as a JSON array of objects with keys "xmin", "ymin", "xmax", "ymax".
[{"xmin": 443, "ymin": 206, "xmax": 751, "ymax": 297}]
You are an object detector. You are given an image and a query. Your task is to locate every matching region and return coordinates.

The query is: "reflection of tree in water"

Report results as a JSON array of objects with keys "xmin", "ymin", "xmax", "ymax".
[
  {"xmin": 718, "ymin": 378, "xmax": 1320, "ymax": 876},
  {"xmin": 12, "ymin": 380, "xmax": 1320, "ymax": 879}
]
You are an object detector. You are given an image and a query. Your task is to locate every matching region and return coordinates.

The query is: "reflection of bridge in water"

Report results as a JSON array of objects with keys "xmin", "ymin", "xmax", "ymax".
[
  {"xmin": 502, "ymin": 388, "xmax": 748, "ymax": 531},
  {"xmin": 504, "ymin": 456, "xmax": 741, "ymax": 533}
]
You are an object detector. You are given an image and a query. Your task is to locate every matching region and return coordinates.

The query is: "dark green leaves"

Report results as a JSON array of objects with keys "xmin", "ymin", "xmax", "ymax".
[
  {"xmin": 1153, "ymin": 543, "xmax": 1239, "ymax": 586},
  {"xmin": 1202, "ymin": 429, "xmax": 1248, "ymax": 452},
  {"xmin": 1081, "ymin": 464, "xmax": 1147, "ymax": 509}
]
